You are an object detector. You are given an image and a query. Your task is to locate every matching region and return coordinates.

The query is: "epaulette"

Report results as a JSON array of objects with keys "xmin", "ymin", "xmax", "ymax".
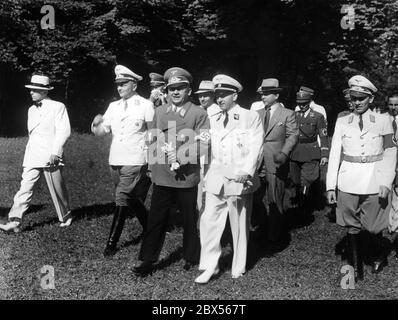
[
  {"xmin": 210, "ymin": 110, "xmax": 223, "ymax": 118},
  {"xmin": 179, "ymin": 108, "xmax": 187, "ymax": 118}
]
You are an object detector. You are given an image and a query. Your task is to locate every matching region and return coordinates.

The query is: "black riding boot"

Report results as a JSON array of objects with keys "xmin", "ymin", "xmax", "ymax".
[
  {"xmin": 347, "ymin": 233, "xmax": 364, "ymax": 281},
  {"xmin": 371, "ymin": 233, "xmax": 387, "ymax": 274},
  {"xmin": 291, "ymin": 185, "xmax": 301, "ymax": 206},
  {"xmin": 103, "ymin": 206, "xmax": 128, "ymax": 257}
]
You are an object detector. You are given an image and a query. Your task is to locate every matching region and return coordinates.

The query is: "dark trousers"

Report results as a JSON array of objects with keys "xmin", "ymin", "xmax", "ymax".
[
  {"xmin": 110, "ymin": 165, "xmax": 151, "ymax": 228},
  {"xmin": 253, "ymin": 172, "xmax": 286, "ymax": 242},
  {"xmin": 139, "ymin": 184, "xmax": 200, "ymax": 263},
  {"xmin": 290, "ymin": 160, "xmax": 320, "ymax": 189}
]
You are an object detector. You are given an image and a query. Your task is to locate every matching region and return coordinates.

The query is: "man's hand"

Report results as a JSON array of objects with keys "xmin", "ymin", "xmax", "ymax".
[
  {"xmin": 273, "ymin": 152, "xmax": 288, "ymax": 165},
  {"xmin": 49, "ymin": 154, "xmax": 61, "ymax": 166},
  {"xmin": 235, "ymin": 170, "xmax": 251, "ymax": 184},
  {"xmin": 327, "ymin": 190, "xmax": 337, "ymax": 204},
  {"xmin": 320, "ymin": 157, "xmax": 328, "ymax": 166},
  {"xmin": 379, "ymin": 185, "xmax": 390, "ymax": 199},
  {"xmin": 92, "ymin": 114, "xmax": 104, "ymax": 127},
  {"xmin": 91, "ymin": 114, "xmax": 107, "ymax": 136},
  {"xmin": 166, "ymin": 148, "xmax": 177, "ymax": 164}
]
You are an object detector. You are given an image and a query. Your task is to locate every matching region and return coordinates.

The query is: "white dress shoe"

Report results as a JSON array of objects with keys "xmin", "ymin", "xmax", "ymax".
[
  {"xmin": 231, "ymin": 272, "xmax": 245, "ymax": 279},
  {"xmin": 59, "ymin": 217, "xmax": 72, "ymax": 227},
  {"xmin": 0, "ymin": 221, "xmax": 21, "ymax": 233},
  {"xmin": 194, "ymin": 267, "xmax": 220, "ymax": 284}
]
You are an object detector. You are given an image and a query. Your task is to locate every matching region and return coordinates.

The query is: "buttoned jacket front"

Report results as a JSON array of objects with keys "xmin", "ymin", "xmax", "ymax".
[
  {"xmin": 291, "ymin": 109, "xmax": 329, "ymax": 162},
  {"xmin": 149, "ymin": 101, "xmax": 210, "ymax": 188},
  {"xmin": 257, "ymin": 103, "xmax": 299, "ymax": 174},
  {"xmin": 204, "ymin": 105, "xmax": 264, "ymax": 196},
  {"xmin": 23, "ymin": 98, "xmax": 71, "ymax": 168},
  {"xmin": 102, "ymin": 94, "xmax": 154, "ymax": 166},
  {"xmin": 326, "ymin": 110, "xmax": 397, "ymax": 194}
]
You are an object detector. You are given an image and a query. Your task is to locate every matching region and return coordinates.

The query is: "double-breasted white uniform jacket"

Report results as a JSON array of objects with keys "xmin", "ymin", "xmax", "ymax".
[
  {"xmin": 326, "ymin": 109, "xmax": 396, "ymax": 194},
  {"xmin": 204, "ymin": 104, "xmax": 264, "ymax": 196},
  {"xmin": 23, "ymin": 98, "xmax": 71, "ymax": 168}
]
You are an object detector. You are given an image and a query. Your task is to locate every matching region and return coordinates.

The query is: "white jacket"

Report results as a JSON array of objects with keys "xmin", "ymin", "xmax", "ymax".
[
  {"xmin": 326, "ymin": 110, "xmax": 396, "ymax": 194},
  {"xmin": 23, "ymin": 98, "xmax": 71, "ymax": 168},
  {"xmin": 205, "ymin": 104, "xmax": 264, "ymax": 196}
]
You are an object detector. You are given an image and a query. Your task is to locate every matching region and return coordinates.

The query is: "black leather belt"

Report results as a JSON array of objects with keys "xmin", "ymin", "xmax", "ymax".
[{"xmin": 299, "ymin": 137, "xmax": 317, "ymax": 143}]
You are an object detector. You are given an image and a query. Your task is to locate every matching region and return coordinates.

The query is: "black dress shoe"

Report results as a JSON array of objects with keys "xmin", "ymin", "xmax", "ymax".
[
  {"xmin": 133, "ymin": 261, "xmax": 154, "ymax": 276},
  {"xmin": 103, "ymin": 245, "xmax": 117, "ymax": 258},
  {"xmin": 183, "ymin": 261, "xmax": 196, "ymax": 271}
]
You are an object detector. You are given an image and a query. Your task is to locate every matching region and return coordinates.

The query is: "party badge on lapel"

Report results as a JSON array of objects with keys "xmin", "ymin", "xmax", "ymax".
[
  {"xmin": 134, "ymin": 98, "xmax": 140, "ymax": 106},
  {"xmin": 179, "ymin": 108, "xmax": 187, "ymax": 117},
  {"xmin": 369, "ymin": 114, "xmax": 375, "ymax": 123},
  {"xmin": 348, "ymin": 115, "xmax": 354, "ymax": 124},
  {"xmin": 234, "ymin": 114, "xmax": 239, "ymax": 120}
]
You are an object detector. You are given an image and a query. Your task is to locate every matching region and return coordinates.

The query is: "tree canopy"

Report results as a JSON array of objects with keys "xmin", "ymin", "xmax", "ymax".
[{"xmin": 0, "ymin": 0, "xmax": 396, "ymax": 135}]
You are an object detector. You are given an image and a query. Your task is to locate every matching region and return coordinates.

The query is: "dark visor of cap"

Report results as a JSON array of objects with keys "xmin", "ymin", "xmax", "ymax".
[
  {"xmin": 215, "ymin": 83, "xmax": 237, "ymax": 91},
  {"xmin": 28, "ymin": 82, "xmax": 51, "ymax": 88}
]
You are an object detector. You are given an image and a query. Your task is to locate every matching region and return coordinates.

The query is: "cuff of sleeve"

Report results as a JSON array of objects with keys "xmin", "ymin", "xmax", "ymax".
[{"xmin": 51, "ymin": 147, "xmax": 63, "ymax": 157}]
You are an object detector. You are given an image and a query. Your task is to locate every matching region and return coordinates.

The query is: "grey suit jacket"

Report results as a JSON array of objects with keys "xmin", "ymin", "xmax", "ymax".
[{"xmin": 257, "ymin": 102, "xmax": 298, "ymax": 174}]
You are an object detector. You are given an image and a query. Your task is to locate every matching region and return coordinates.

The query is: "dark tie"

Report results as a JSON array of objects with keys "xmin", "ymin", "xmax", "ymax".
[
  {"xmin": 359, "ymin": 114, "xmax": 363, "ymax": 131},
  {"xmin": 264, "ymin": 108, "xmax": 270, "ymax": 132},
  {"xmin": 393, "ymin": 116, "xmax": 397, "ymax": 135},
  {"xmin": 223, "ymin": 111, "xmax": 229, "ymax": 127},
  {"xmin": 34, "ymin": 101, "xmax": 42, "ymax": 107}
]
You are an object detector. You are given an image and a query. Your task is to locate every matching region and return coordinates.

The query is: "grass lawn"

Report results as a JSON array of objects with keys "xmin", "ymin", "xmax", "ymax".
[{"xmin": 1, "ymin": 132, "xmax": 398, "ymax": 300}]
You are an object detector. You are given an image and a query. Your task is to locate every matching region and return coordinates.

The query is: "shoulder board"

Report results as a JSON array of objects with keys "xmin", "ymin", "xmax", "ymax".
[
  {"xmin": 179, "ymin": 108, "xmax": 187, "ymax": 117},
  {"xmin": 210, "ymin": 110, "xmax": 222, "ymax": 118}
]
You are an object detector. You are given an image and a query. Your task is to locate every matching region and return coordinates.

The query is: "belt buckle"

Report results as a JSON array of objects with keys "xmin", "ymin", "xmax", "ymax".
[{"xmin": 361, "ymin": 156, "xmax": 367, "ymax": 163}]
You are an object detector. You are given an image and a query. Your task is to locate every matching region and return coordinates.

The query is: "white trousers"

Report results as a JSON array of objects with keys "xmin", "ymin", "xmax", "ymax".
[
  {"xmin": 9, "ymin": 167, "xmax": 71, "ymax": 222},
  {"xmin": 199, "ymin": 191, "xmax": 252, "ymax": 277}
]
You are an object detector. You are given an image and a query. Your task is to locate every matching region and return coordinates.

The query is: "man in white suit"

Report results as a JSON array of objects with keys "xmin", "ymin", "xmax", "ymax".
[
  {"xmin": 0, "ymin": 75, "xmax": 72, "ymax": 232},
  {"xmin": 194, "ymin": 80, "xmax": 221, "ymax": 212},
  {"xmin": 327, "ymin": 75, "xmax": 397, "ymax": 281},
  {"xmin": 195, "ymin": 74, "xmax": 264, "ymax": 284}
]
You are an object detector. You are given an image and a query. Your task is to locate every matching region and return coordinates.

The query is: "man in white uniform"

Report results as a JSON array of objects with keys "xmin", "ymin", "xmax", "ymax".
[
  {"xmin": 91, "ymin": 65, "xmax": 154, "ymax": 257},
  {"xmin": 327, "ymin": 75, "xmax": 396, "ymax": 281},
  {"xmin": 0, "ymin": 75, "xmax": 72, "ymax": 232},
  {"xmin": 195, "ymin": 74, "xmax": 264, "ymax": 284},
  {"xmin": 194, "ymin": 80, "xmax": 221, "ymax": 212}
]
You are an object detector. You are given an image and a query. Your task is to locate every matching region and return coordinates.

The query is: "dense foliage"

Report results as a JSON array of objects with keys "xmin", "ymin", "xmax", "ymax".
[{"xmin": 0, "ymin": 0, "xmax": 397, "ymax": 135}]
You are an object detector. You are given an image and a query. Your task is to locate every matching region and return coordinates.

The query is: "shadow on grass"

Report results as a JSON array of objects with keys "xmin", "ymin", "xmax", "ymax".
[
  {"xmin": 22, "ymin": 203, "xmax": 115, "ymax": 231},
  {"xmin": 155, "ymin": 246, "xmax": 184, "ymax": 271},
  {"xmin": 246, "ymin": 230, "xmax": 291, "ymax": 272},
  {"xmin": 334, "ymin": 231, "xmax": 394, "ymax": 267},
  {"xmin": 72, "ymin": 202, "xmax": 115, "ymax": 221},
  {"xmin": 0, "ymin": 204, "xmax": 45, "ymax": 219}
]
